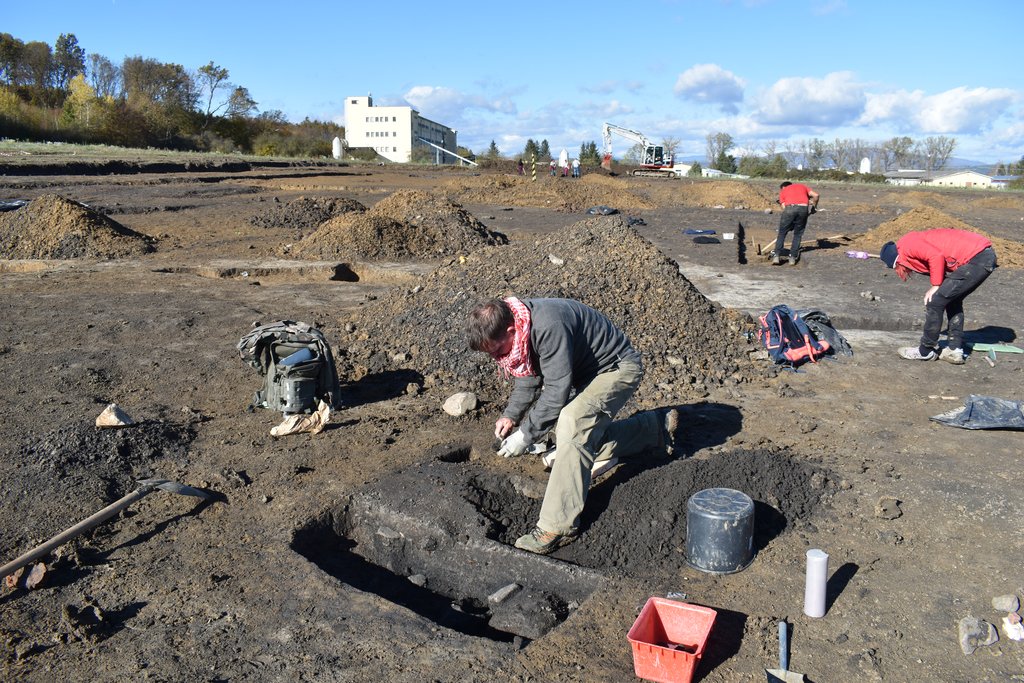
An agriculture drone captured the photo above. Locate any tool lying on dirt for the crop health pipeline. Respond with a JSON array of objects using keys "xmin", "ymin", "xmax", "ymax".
[
  {"xmin": 845, "ymin": 250, "xmax": 879, "ymax": 259},
  {"xmin": 766, "ymin": 621, "xmax": 806, "ymax": 682},
  {"xmin": 0, "ymin": 478, "xmax": 208, "ymax": 583}
]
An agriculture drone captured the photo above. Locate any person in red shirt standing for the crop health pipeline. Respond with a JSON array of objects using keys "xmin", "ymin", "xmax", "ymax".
[
  {"xmin": 879, "ymin": 228, "xmax": 997, "ymax": 363},
  {"xmin": 773, "ymin": 181, "xmax": 820, "ymax": 265}
]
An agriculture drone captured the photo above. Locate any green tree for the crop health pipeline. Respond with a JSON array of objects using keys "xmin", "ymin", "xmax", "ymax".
[
  {"xmin": 705, "ymin": 132, "xmax": 733, "ymax": 168},
  {"xmin": 60, "ymin": 73, "xmax": 97, "ymax": 129},
  {"xmin": 20, "ymin": 41, "xmax": 53, "ymax": 102},
  {"xmin": 687, "ymin": 162, "xmax": 702, "ymax": 177},
  {"xmin": 523, "ymin": 138, "xmax": 539, "ymax": 160},
  {"xmin": 0, "ymin": 33, "xmax": 24, "ymax": 85},
  {"xmin": 53, "ymin": 33, "xmax": 85, "ymax": 91},
  {"xmin": 538, "ymin": 139, "xmax": 550, "ymax": 160},
  {"xmin": 225, "ymin": 86, "xmax": 256, "ymax": 118},
  {"xmin": 713, "ymin": 150, "xmax": 737, "ymax": 173},
  {"xmin": 485, "ymin": 140, "xmax": 501, "ymax": 159},
  {"xmin": 579, "ymin": 141, "xmax": 601, "ymax": 166}
]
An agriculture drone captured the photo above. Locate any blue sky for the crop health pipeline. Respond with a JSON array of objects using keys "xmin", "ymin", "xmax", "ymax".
[{"xmin": 6, "ymin": 0, "xmax": 1023, "ymax": 164}]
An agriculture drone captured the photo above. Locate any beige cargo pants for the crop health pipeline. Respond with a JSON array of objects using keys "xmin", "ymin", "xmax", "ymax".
[{"xmin": 537, "ymin": 356, "xmax": 663, "ymax": 535}]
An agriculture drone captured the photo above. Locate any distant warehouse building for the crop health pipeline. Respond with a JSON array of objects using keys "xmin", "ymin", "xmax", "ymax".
[{"xmin": 344, "ymin": 95, "xmax": 458, "ymax": 164}]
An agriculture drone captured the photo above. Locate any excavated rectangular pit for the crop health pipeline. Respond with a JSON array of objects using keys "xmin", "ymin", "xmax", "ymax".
[{"xmin": 292, "ymin": 450, "xmax": 601, "ymax": 643}]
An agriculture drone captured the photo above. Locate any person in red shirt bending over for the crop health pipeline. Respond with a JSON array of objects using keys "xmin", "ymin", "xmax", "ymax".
[
  {"xmin": 773, "ymin": 181, "xmax": 820, "ymax": 265},
  {"xmin": 880, "ymin": 229, "xmax": 997, "ymax": 364}
]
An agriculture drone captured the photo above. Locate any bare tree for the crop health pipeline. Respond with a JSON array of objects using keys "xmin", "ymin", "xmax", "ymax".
[
  {"xmin": 803, "ymin": 138, "xmax": 827, "ymax": 171},
  {"xmin": 881, "ymin": 136, "xmax": 915, "ymax": 171},
  {"xmin": 705, "ymin": 131, "xmax": 734, "ymax": 165},
  {"xmin": 87, "ymin": 53, "xmax": 121, "ymax": 99},
  {"xmin": 660, "ymin": 136, "xmax": 682, "ymax": 160},
  {"xmin": 826, "ymin": 138, "xmax": 853, "ymax": 171},
  {"xmin": 197, "ymin": 61, "xmax": 230, "ymax": 121},
  {"xmin": 922, "ymin": 135, "xmax": 957, "ymax": 171}
]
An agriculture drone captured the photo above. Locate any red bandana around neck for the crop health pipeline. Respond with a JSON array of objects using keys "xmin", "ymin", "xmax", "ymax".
[{"xmin": 496, "ymin": 296, "xmax": 536, "ymax": 377}]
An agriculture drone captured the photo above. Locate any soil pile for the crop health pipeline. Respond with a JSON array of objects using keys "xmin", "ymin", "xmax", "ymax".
[
  {"xmin": 649, "ymin": 180, "xmax": 776, "ymax": 210},
  {"xmin": 2, "ymin": 420, "xmax": 196, "ymax": 550},
  {"xmin": 248, "ymin": 196, "xmax": 366, "ymax": 234},
  {"xmin": 446, "ymin": 174, "xmax": 654, "ymax": 213},
  {"xmin": 848, "ymin": 206, "xmax": 1024, "ymax": 267},
  {"xmin": 0, "ymin": 194, "xmax": 154, "ymax": 259},
  {"xmin": 338, "ymin": 215, "xmax": 757, "ymax": 407},
  {"xmin": 288, "ymin": 190, "xmax": 507, "ymax": 260}
]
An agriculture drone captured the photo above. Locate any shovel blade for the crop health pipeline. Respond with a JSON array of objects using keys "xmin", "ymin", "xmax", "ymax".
[
  {"xmin": 138, "ymin": 478, "xmax": 209, "ymax": 500},
  {"xmin": 766, "ymin": 668, "xmax": 806, "ymax": 683}
]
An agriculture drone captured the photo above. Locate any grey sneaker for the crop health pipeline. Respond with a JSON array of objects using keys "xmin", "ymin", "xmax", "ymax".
[
  {"xmin": 514, "ymin": 527, "xmax": 576, "ymax": 554},
  {"xmin": 771, "ymin": 254, "xmax": 782, "ymax": 265},
  {"xmin": 788, "ymin": 255, "xmax": 799, "ymax": 265},
  {"xmin": 939, "ymin": 347, "xmax": 965, "ymax": 365},
  {"xmin": 898, "ymin": 346, "xmax": 937, "ymax": 361},
  {"xmin": 662, "ymin": 408, "xmax": 680, "ymax": 455}
]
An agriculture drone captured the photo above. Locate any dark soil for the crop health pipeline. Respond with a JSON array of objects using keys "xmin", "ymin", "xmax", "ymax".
[{"xmin": 0, "ymin": 160, "xmax": 1022, "ymax": 682}]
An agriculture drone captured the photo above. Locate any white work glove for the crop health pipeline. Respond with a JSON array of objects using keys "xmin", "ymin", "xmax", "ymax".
[{"xmin": 497, "ymin": 429, "xmax": 530, "ymax": 457}]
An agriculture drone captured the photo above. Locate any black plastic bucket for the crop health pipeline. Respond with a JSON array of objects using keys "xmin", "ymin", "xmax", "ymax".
[{"xmin": 685, "ymin": 488, "xmax": 755, "ymax": 574}]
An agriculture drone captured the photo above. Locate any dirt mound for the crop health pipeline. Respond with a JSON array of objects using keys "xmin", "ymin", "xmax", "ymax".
[
  {"xmin": 0, "ymin": 194, "xmax": 154, "ymax": 259},
  {"xmin": 3, "ymin": 420, "xmax": 196, "ymax": 550},
  {"xmin": 248, "ymin": 196, "xmax": 366, "ymax": 233},
  {"xmin": 845, "ymin": 202, "xmax": 889, "ymax": 214},
  {"xmin": 338, "ymin": 215, "xmax": 757, "ymax": 407},
  {"xmin": 445, "ymin": 174, "xmax": 654, "ymax": 213},
  {"xmin": 971, "ymin": 194, "xmax": 1024, "ymax": 211},
  {"xmin": 847, "ymin": 206, "xmax": 1024, "ymax": 268},
  {"xmin": 650, "ymin": 180, "xmax": 776, "ymax": 210},
  {"xmin": 289, "ymin": 190, "xmax": 507, "ymax": 260}
]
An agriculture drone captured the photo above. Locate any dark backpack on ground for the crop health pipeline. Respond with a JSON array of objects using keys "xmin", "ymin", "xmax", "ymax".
[
  {"xmin": 757, "ymin": 304, "xmax": 831, "ymax": 366},
  {"xmin": 237, "ymin": 321, "xmax": 342, "ymax": 414}
]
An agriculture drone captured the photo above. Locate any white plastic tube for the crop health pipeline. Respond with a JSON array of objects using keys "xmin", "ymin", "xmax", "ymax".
[{"xmin": 803, "ymin": 549, "xmax": 829, "ymax": 618}]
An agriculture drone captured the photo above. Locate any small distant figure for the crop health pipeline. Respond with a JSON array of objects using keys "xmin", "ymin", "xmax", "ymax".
[
  {"xmin": 561, "ymin": 160, "xmax": 570, "ymax": 177},
  {"xmin": 549, "ymin": 159, "xmax": 557, "ymax": 176},
  {"xmin": 517, "ymin": 159, "xmax": 525, "ymax": 175},
  {"xmin": 571, "ymin": 158, "xmax": 581, "ymax": 178},
  {"xmin": 773, "ymin": 181, "xmax": 819, "ymax": 265}
]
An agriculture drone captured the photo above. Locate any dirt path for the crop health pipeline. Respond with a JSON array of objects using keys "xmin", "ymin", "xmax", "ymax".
[{"xmin": 0, "ymin": 163, "xmax": 1022, "ymax": 682}]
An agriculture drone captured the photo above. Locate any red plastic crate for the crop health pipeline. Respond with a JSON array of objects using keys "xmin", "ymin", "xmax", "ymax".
[{"xmin": 627, "ymin": 597, "xmax": 717, "ymax": 683}]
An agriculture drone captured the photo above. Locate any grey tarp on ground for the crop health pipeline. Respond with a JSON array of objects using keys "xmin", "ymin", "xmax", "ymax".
[
  {"xmin": 796, "ymin": 308, "xmax": 854, "ymax": 357},
  {"xmin": 930, "ymin": 395, "xmax": 1024, "ymax": 430}
]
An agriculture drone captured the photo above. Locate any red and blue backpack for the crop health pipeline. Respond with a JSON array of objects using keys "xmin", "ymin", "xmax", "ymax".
[{"xmin": 757, "ymin": 304, "xmax": 831, "ymax": 366}]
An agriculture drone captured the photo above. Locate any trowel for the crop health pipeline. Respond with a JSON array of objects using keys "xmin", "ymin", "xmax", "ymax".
[{"xmin": 766, "ymin": 621, "xmax": 806, "ymax": 682}]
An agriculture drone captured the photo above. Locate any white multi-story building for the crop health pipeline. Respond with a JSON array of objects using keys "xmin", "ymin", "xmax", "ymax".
[{"xmin": 343, "ymin": 95, "xmax": 457, "ymax": 164}]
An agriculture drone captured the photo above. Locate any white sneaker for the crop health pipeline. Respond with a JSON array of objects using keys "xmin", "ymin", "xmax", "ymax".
[
  {"xmin": 898, "ymin": 346, "xmax": 937, "ymax": 361},
  {"xmin": 939, "ymin": 347, "xmax": 965, "ymax": 365}
]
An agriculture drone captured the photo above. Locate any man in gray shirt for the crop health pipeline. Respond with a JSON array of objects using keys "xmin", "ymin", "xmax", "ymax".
[{"xmin": 466, "ymin": 297, "xmax": 678, "ymax": 554}]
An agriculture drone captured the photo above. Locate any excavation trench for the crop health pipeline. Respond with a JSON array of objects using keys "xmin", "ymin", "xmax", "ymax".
[{"xmin": 292, "ymin": 444, "xmax": 835, "ymax": 642}]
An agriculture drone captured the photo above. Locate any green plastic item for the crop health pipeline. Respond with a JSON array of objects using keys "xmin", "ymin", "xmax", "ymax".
[{"xmin": 969, "ymin": 343, "xmax": 1024, "ymax": 354}]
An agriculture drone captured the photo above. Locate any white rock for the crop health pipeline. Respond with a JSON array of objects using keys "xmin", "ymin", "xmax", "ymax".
[
  {"xmin": 95, "ymin": 403, "xmax": 135, "ymax": 428},
  {"xmin": 442, "ymin": 392, "xmax": 477, "ymax": 416},
  {"xmin": 488, "ymin": 583, "xmax": 522, "ymax": 605},
  {"xmin": 993, "ymin": 594, "xmax": 1020, "ymax": 612}
]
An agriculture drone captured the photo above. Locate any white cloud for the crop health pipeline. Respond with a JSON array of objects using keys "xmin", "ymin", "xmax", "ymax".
[
  {"xmin": 757, "ymin": 71, "xmax": 865, "ymax": 126},
  {"xmin": 860, "ymin": 86, "xmax": 1015, "ymax": 134},
  {"xmin": 580, "ymin": 80, "xmax": 645, "ymax": 95},
  {"xmin": 674, "ymin": 64, "xmax": 745, "ymax": 113},
  {"xmin": 402, "ymin": 85, "xmax": 516, "ymax": 124}
]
